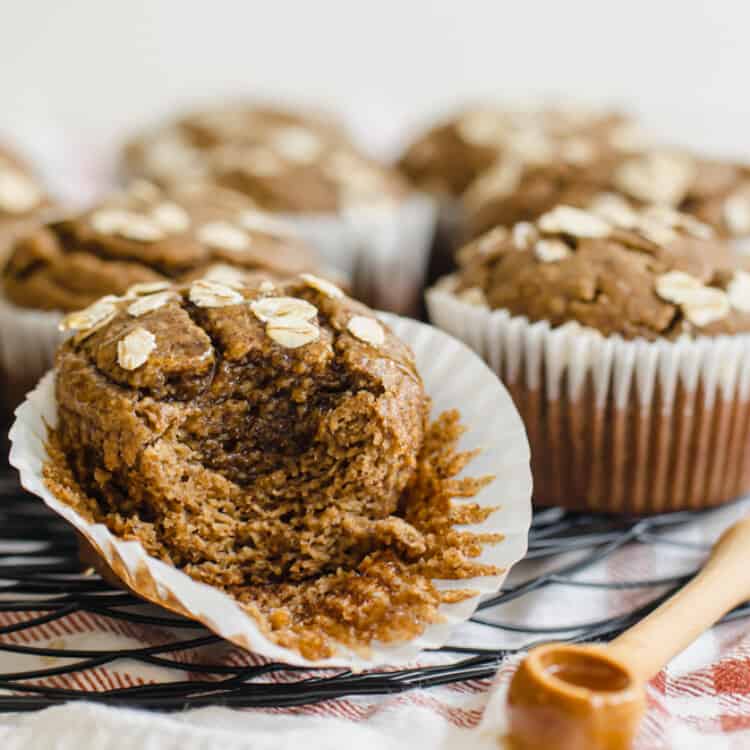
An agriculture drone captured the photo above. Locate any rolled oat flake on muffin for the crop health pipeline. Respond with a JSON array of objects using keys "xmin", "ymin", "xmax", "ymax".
[
  {"xmin": 117, "ymin": 327, "xmax": 156, "ymax": 370},
  {"xmin": 189, "ymin": 279, "xmax": 244, "ymax": 308},
  {"xmin": 348, "ymin": 315, "xmax": 385, "ymax": 346}
]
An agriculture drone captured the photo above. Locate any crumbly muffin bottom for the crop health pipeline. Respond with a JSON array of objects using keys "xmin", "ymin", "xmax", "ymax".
[{"xmin": 45, "ymin": 411, "xmax": 499, "ymax": 660}]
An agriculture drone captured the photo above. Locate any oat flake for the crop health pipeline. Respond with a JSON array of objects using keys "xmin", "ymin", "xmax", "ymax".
[
  {"xmin": 299, "ymin": 273, "xmax": 343, "ymax": 299},
  {"xmin": 117, "ymin": 327, "xmax": 157, "ymax": 370},
  {"xmin": 198, "ymin": 221, "xmax": 250, "ymax": 252},
  {"xmin": 538, "ymin": 205, "xmax": 611, "ymax": 238},
  {"xmin": 189, "ymin": 279, "xmax": 244, "ymax": 308},
  {"xmin": 348, "ymin": 316, "xmax": 385, "ymax": 347},
  {"xmin": 251, "ymin": 296, "xmax": 318, "ymax": 323}
]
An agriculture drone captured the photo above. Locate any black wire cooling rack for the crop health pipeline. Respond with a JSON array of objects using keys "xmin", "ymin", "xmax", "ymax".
[{"xmin": 0, "ymin": 471, "xmax": 747, "ymax": 714}]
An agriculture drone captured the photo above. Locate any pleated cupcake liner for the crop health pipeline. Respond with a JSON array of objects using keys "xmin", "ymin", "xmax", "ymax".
[
  {"xmin": 0, "ymin": 296, "xmax": 64, "ymax": 415},
  {"xmin": 426, "ymin": 286, "xmax": 750, "ymax": 514},
  {"xmin": 9, "ymin": 313, "xmax": 532, "ymax": 668}
]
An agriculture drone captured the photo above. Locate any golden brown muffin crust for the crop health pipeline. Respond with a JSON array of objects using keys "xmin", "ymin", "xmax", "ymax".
[
  {"xmin": 451, "ymin": 204, "xmax": 750, "ymax": 340},
  {"xmin": 3, "ymin": 181, "xmax": 318, "ymax": 312}
]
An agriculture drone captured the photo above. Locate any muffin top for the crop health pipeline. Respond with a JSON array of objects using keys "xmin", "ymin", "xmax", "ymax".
[
  {"xmin": 3, "ymin": 180, "xmax": 318, "ymax": 312},
  {"xmin": 0, "ymin": 144, "xmax": 49, "ymax": 220},
  {"xmin": 449, "ymin": 203, "xmax": 750, "ymax": 340},
  {"xmin": 398, "ymin": 104, "xmax": 642, "ymax": 200},
  {"xmin": 124, "ymin": 103, "xmax": 410, "ymax": 212},
  {"xmin": 53, "ymin": 275, "xmax": 427, "ymax": 585},
  {"xmin": 465, "ymin": 143, "xmax": 750, "ymax": 240}
]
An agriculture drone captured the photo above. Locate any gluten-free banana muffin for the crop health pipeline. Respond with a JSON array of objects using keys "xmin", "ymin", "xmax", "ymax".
[
  {"xmin": 465, "ymin": 145, "xmax": 750, "ymax": 247},
  {"xmin": 398, "ymin": 104, "xmax": 643, "ymax": 283},
  {"xmin": 399, "ymin": 105, "xmax": 638, "ymax": 200},
  {"xmin": 3, "ymin": 180, "xmax": 317, "ymax": 312},
  {"xmin": 44, "ymin": 275, "xmax": 501, "ymax": 658},
  {"xmin": 429, "ymin": 204, "xmax": 750, "ymax": 513},
  {"xmin": 122, "ymin": 103, "xmax": 434, "ymax": 317},
  {"xmin": 124, "ymin": 103, "xmax": 409, "ymax": 213}
]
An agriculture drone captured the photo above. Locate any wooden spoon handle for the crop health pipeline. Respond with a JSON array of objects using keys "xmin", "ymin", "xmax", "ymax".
[{"xmin": 607, "ymin": 516, "xmax": 750, "ymax": 681}]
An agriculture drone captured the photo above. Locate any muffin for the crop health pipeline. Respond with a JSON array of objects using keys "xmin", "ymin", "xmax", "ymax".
[
  {"xmin": 465, "ymin": 144, "xmax": 750, "ymax": 251},
  {"xmin": 0, "ymin": 180, "xmax": 318, "ymax": 410},
  {"xmin": 398, "ymin": 104, "xmax": 643, "ymax": 282},
  {"xmin": 122, "ymin": 102, "xmax": 436, "ymax": 315},
  {"xmin": 400, "ymin": 105, "xmax": 636, "ymax": 200},
  {"xmin": 0, "ymin": 144, "xmax": 52, "ymax": 260},
  {"xmin": 428, "ymin": 203, "xmax": 750, "ymax": 513},
  {"xmin": 123, "ymin": 103, "xmax": 353, "ymax": 192},
  {"xmin": 35, "ymin": 275, "xmax": 518, "ymax": 661}
]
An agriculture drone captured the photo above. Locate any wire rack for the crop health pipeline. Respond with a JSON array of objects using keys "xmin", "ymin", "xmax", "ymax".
[{"xmin": 0, "ymin": 471, "xmax": 747, "ymax": 714}]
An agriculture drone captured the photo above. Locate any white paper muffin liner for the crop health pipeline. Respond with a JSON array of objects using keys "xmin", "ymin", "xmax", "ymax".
[
  {"xmin": 281, "ymin": 194, "xmax": 436, "ymax": 316},
  {"xmin": 427, "ymin": 286, "xmax": 750, "ymax": 513},
  {"xmin": 8, "ymin": 313, "xmax": 532, "ymax": 669},
  {"xmin": 0, "ymin": 295, "xmax": 64, "ymax": 413}
]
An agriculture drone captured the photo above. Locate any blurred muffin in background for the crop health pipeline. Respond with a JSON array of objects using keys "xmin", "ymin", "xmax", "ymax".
[
  {"xmin": 399, "ymin": 104, "xmax": 639, "ymax": 200},
  {"xmin": 464, "ymin": 144, "xmax": 750, "ymax": 253},
  {"xmin": 0, "ymin": 143, "xmax": 54, "ymax": 263},
  {"xmin": 0, "ymin": 179, "xmax": 321, "ymax": 410},
  {"xmin": 123, "ymin": 103, "xmax": 408, "ymax": 212},
  {"xmin": 121, "ymin": 102, "xmax": 436, "ymax": 316},
  {"xmin": 397, "ymin": 103, "xmax": 646, "ymax": 282}
]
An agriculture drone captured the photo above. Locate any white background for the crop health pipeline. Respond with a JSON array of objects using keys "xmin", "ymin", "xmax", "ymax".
[{"xmin": 0, "ymin": 0, "xmax": 748, "ymax": 197}]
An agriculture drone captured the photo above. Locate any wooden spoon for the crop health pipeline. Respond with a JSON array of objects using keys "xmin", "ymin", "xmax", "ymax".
[{"xmin": 506, "ymin": 515, "xmax": 750, "ymax": 750}]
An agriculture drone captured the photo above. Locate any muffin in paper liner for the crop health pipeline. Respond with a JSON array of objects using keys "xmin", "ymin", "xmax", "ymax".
[
  {"xmin": 279, "ymin": 194, "xmax": 436, "ymax": 317},
  {"xmin": 427, "ymin": 287, "xmax": 750, "ymax": 514},
  {"xmin": 9, "ymin": 312, "xmax": 532, "ymax": 669}
]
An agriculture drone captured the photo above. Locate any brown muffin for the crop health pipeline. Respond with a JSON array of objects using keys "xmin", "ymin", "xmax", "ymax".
[
  {"xmin": 43, "ymin": 275, "xmax": 501, "ymax": 658},
  {"xmin": 3, "ymin": 180, "xmax": 318, "ymax": 313},
  {"xmin": 399, "ymin": 105, "xmax": 639, "ymax": 200},
  {"xmin": 454, "ymin": 204, "xmax": 750, "ymax": 340},
  {"xmin": 52, "ymin": 275, "xmax": 426, "ymax": 582},
  {"xmin": 124, "ymin": 104, "xmax": 410, "ymax": 213},
  {"xmin": 429, "ymin": 204, "xmax": 750, "ymax": 513},
  {"xmin": 465, "ymin": 144, "xmax": 750, "ymax": 244},
  {"xmin": 398, "ymin": 104, "xmax": 642, "ymax": 285}
]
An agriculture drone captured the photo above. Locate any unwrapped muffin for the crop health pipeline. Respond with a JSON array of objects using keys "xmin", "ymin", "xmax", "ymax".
[
  {"xmin": 0, "ymin": 180, "xmax": 319, "ymax": 409},
  {"xmin": 37, "ymin": 275, "xmax": 515, "ymax": 661},
  {"xmin": 122, "ymin": 102, "xmax": 436, "ymax": 314},
  {"xmin": 428, "ymin": 203, "xmax": 750, "ymax": 513}
]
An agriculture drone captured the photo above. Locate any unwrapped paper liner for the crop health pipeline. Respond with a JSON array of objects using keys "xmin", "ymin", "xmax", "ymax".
[
  {"xmin": 8, "ymin": 313, "xmax": 532, "ymax": 669},
  {"xmin": 282, "ymin": 194, "xmax": 436, "ymax": 316},
  {"xmin": 427, "ymin": 286, "xmax": 750, "ymax": 514}
]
